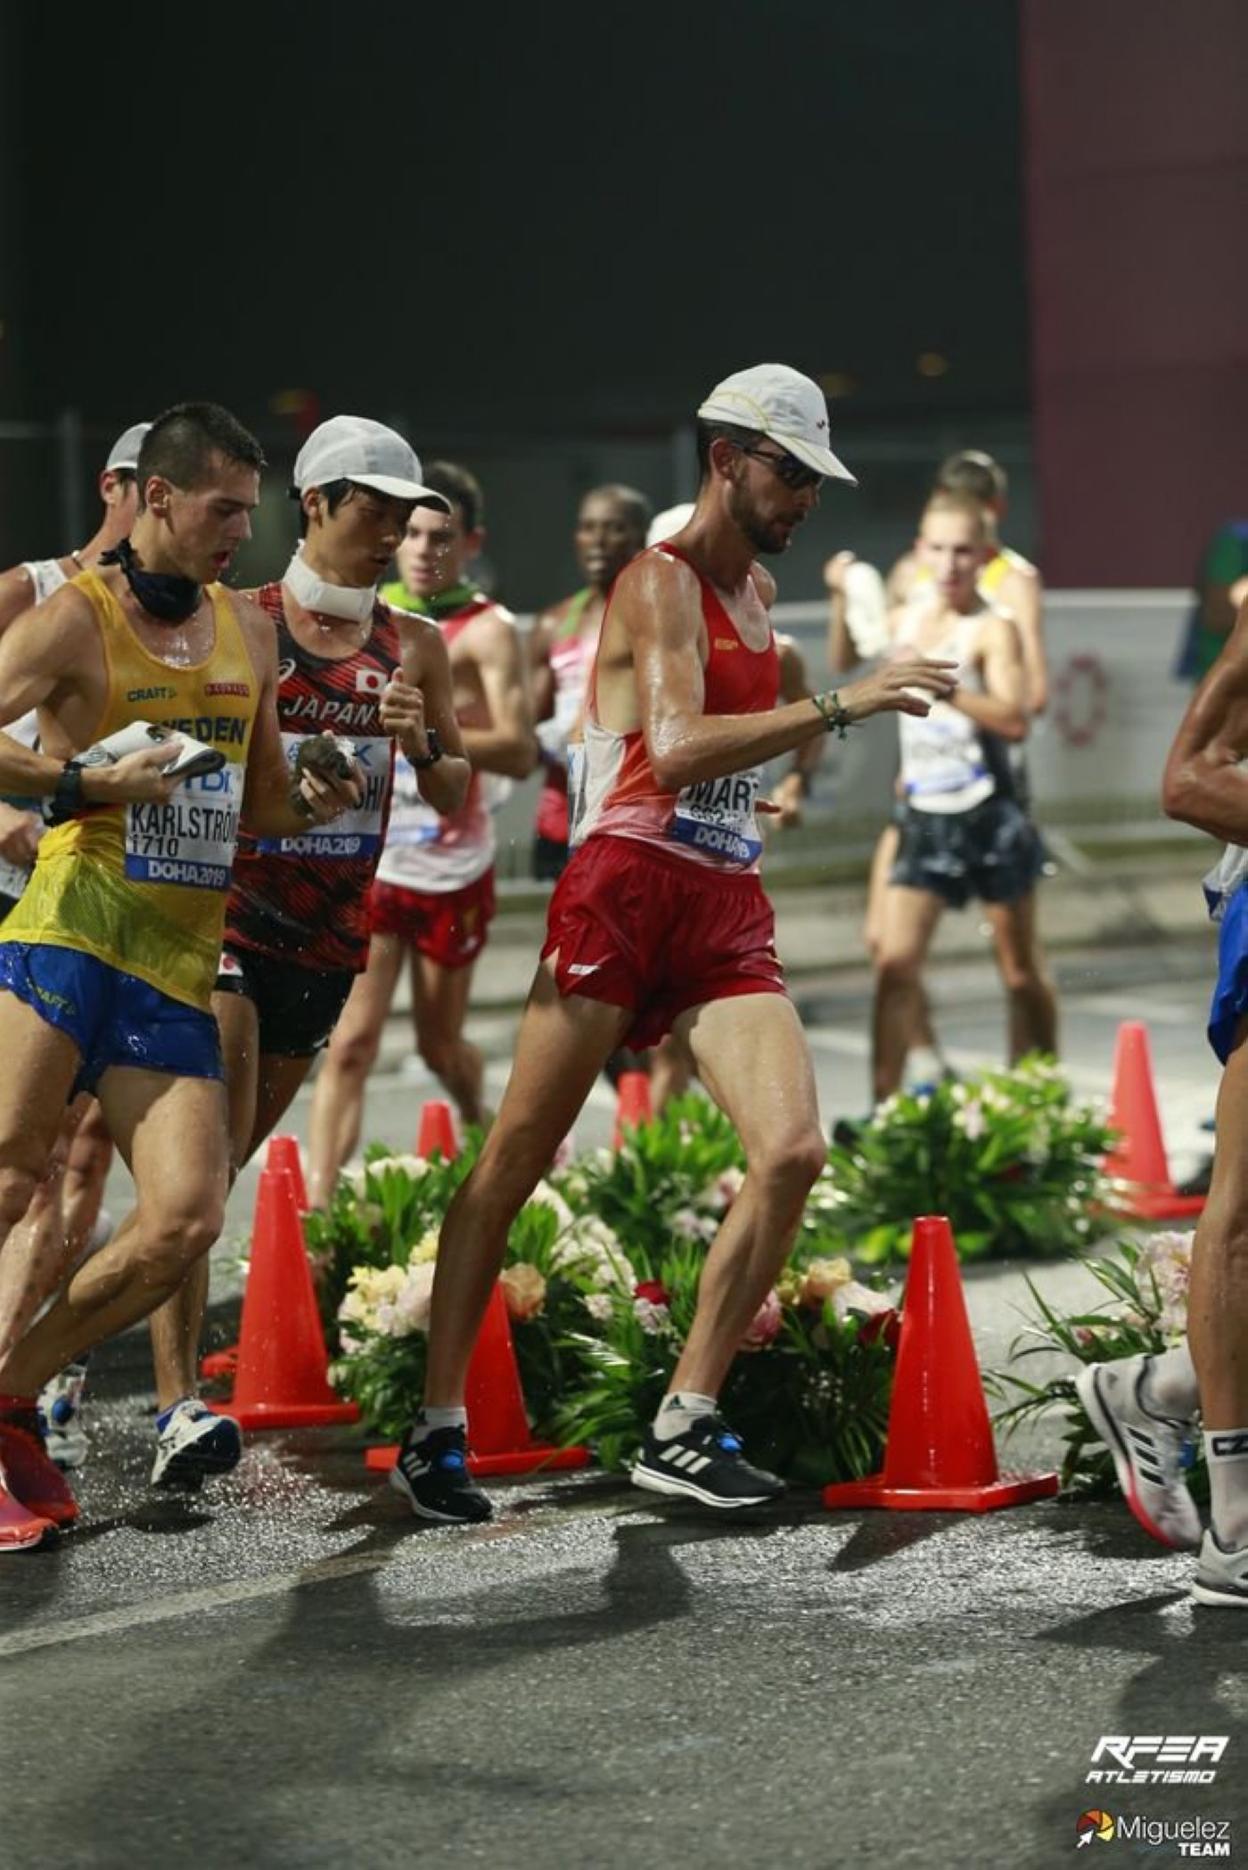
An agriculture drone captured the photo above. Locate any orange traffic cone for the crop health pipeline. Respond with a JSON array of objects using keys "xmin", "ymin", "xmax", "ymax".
[
  {"xmin": 612, "ymin": 1070, "xmax": 653, "ymax": 1149},
  {"xmin": 1104, "ymin": 1021, "xmax": 1206, "ymax": 1220},
  {"xmin": 364, "ymin": 1283, "xmax": 590, "ymax": 1479},
  {"xmin": 823, "ymin": 1215, "xmax": 1058, "ymax": 1512},
  {"xmin": 201, "ymin": 1134, "xmax": 307, "ymax": 1381},
  {"xmin": 416, "ymin": 1100, "xmax": 458, "ymax": 1160},
  {"xmin": 210, "ymin": 1162, "xmax": 359, "ymax": 1430}
]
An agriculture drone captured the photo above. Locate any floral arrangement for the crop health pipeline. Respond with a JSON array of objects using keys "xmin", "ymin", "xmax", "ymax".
[
  {"xmin": 312, "ymin": 1097, "xmax": 900, "ymax": 1484},
  {"xmin": 988, "ymin": 1229, "xmax": 1205, "ymax": 1500},
  {"xmin": 823, "ymin": 1054, "xmax": 1116, "ymax": 1263}
]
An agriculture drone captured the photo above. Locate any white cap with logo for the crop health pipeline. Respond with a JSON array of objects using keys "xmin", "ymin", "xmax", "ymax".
[
  {"xmin": 105, "ymin": 422, "xmax": 152, "ymax": 473},
  {"xmin": 697, "ymin": 364, "xmax": 856, "ymax": 485},
  {"xmin": 293, "ymin": 415, "xmax": 451, "ymax": 511}
]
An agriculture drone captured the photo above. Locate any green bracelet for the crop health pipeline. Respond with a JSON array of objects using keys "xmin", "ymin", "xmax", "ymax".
[{"xmin": 812, "ymin": 690, "xmax": 852, "ymax": 739}]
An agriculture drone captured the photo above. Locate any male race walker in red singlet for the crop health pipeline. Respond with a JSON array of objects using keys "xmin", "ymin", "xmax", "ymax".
[{"xmin": 388, "ymin": 363, "xmax": 957, "ymax": 1524}]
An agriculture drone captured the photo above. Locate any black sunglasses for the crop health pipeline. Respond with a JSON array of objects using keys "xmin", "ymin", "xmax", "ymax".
[{"xmin": 737, "ymin": 442, "xmax": 823, "ymax": 492}]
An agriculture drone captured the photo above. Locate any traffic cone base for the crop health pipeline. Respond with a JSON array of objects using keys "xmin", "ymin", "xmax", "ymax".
[
  {"xmin": 823, "ymin": 1471, "xmax": 1058, "ymax": 1513},
  {"xmin": 1105, "ymin": 1021, "xmax": 1205, "ymax": 1221},
  {"xmin": 824, "ymin": 1214, "xmax": 1057, "ymax": 1516},
  {"xmin": 364, "ymin": 1441, "xmax": 590, "ymax": 1479}
]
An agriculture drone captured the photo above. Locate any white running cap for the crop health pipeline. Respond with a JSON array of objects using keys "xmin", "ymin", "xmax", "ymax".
[
  {"xmin": 647, "ymin": 502, "xmax": 696, "ymax": 547},
  {"xmin": 105, "ymin": 422, "xmax": 152, "ymax": 473},
  {"xmin": 293, "ymin": 415, "xmax": 451, "ymax": 510},
  {"xmin": 697, "ymin": 364, "xmax": 856, "ymax": 485}
]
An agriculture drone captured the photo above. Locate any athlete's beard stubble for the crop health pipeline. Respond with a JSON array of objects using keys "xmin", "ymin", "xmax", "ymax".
[{"xmin": 725, "ymin": 480, "xmax": 791, "ymax": 557}]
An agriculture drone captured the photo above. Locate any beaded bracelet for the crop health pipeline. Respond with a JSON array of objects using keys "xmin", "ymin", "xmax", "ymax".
[{"xmin": 812, "ymin": 690, "xmax": 853, "ymax": 739}]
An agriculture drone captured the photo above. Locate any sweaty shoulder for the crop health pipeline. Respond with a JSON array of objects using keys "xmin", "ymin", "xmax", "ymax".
[
  {"xmin": 461, "ymin": 599, "xmax": 519, "ymax": 653},
  {"xmin": 225, "ymin": 590, "xmax": 280, "ymax": 672},
  {"xmin": 0, "ymin": 563, "xmax": 39, "ymax": 633},
  {"xmin": 392, "ymin": 608, "xmax": 441, "ymax": 669}
]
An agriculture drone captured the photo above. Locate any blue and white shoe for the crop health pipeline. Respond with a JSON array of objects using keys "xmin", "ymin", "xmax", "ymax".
[
  {"xmin": 389, "ymin": 1423, "xmax": 492, "ymax": 1524},
  {"xmin": 631, "ymin": 1415, "xmax": 785, "ymax": 1510},
  {"xmin": 38, "ymin": 1360, "xmax": 90, "ymax": 1471},
  {"xmin": 151, "ymin": 1398, "xmax": 243, "ymax": 1490}
]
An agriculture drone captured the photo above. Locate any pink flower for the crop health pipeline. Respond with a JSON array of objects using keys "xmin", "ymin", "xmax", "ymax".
[{"xmin": 740, "ymin": 1288, "xmax": 783, "ymax": 1352}]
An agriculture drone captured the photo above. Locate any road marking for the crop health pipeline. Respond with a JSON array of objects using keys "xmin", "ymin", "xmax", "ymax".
[{"xmin": 0, "ymin": 1551, "xmax": 389, "ymax": 1658}]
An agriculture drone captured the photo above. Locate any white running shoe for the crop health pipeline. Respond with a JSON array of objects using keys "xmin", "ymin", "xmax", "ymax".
[
  {"xmin": 37, "ymin": 1361, "xmax": 90, "ymax": 1470},
  {"xmin": 151, "ymin": 1399, "xmax": 243, "ymax": 1490},
  {"xmin": 1192, "ymin": 1530, "xmax": 1248, "ymax": 1607},
  {"xmin": 1075, "ymin": 1357, "xmax": 1202, "ymax": 1550}
]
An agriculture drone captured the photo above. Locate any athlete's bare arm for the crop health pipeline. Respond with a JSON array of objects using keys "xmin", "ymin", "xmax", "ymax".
[
  {"xmin": 460, "ymin": 606, "xmax": 538, "ymax": 779},
  {"xmin": 951, "ymin": 611, "xmax": 1027, "ymax": 743},
  {"xmin": 770, "ymin": 634, "xmax": 822, "ymax": 824},
  {"xmin": 234, "ymin": 598, "xmax": 363, "ymax": 835},
  {"xmin": 527, "ymin": 605, "xmax": 561, "ymax": 726},
  {"xmin": 999, "ymin": 560, "xmax": 1047, "ymax": 714},
  {"xmin": 1163, "ymin": 598, "xmax": 1248, "ymax": 841},
  {"xmin": 392, "ymin": 616, "xmax": 471, "ymax": 815},
  {"xmin": 0, "ymin": 584, "xmax": 178, "ymax": 803},
  {"xmin": 604, "ymin": 552, "xmax": 958, "ymax": 791}
]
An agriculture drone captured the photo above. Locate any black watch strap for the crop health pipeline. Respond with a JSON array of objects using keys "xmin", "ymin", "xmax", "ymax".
[
  {"xmin": 410, "ymin": 727, "xmax": 443, "ymax": 770},
  {"xmin": 46, "ymin": 759, "xmax": 87, "ymax": 827}
]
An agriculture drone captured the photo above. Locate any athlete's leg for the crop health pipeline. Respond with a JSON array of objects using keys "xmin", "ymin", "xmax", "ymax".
[
  {"xmin": 61, "ymin": 1100, "xmax": 114, "ymax": 1259},
  {"xmin": 0, "ymin": 1070, "xmax": 227, "ymax": 1398},
  {"xmin": 1190, "ymin": 1026, "xmax": 1248, "ymax": 1538},
  {"xmin": 0, "ymin": 1115, "xmax": 81, "ymax": 1360},
  {"xmin": 866, "ymin": 822, "xmax": 940, "ymax": 1067},
  {"xmin": 983, "ymin": 891, "xmax": 1059, "ymax": 1060},
  {"xmin": 0, "ymin": 995, "xmax": 81, "ymax": 1246},
  {"xmin": 306, "ymin": 933, "xmax": 405, "ymax": 1207},
  {"xmin": 423, "ymin": 963, "xmax": 632, "ymax": 1405},
  {"xmin": 411, "ymin": 953, "xmax": 486, "ymax": 1127},
  {"xmin": 649, "ymin": 1033, "xmax": 693, "ymax": 1110},
  {"xmin": 871, "ymin": 885, "xmax": 946, "ymax": 1101},
  {"xmin": 666, "ymin": 994, "xmax": 825, "ymax": 1398},
  {"xmin": 147, "ymin": 991, "xmax": 259, "ymax": 1410}
]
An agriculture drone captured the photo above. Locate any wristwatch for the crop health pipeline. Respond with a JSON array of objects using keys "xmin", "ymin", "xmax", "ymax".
[
  {"xmin": 410, "ymin": 727, "xmax": 443, "ymax": 770},
  {"xmin": 45, "ymin": 759, "xmax": 87, "ymax": 826}
]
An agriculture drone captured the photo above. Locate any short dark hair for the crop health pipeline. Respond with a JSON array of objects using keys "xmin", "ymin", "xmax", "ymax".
[
  {"xmin": 424, "ymin": 460, "xmax": 484, "ymax": 533},
  {"xmin": 936, "ymin": 449, "xmax": 1006, "ymax": 505},
  {"xmin": 293, "ymin": 476, "xmax": 356, "ymax": 538},
  {"xmin": 582, "ymin": 483, "xmax": 653, "ymax": 535},
  {"xmin": 137, "ymin": 402, "xmax": 265, "ymax": 509},
  {"xmin": 695, "ymin": 418, "xmax": 760, "ymax": 480}
]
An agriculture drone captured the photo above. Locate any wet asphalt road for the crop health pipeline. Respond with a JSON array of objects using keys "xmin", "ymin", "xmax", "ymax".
[{"xmin": 2, "ymin": 943, "xmax": 1244, "ymax": 1870}]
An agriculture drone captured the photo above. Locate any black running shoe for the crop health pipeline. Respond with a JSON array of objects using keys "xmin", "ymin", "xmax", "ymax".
[
  {"xmin": 389, "ymin": 1423, "xmax": 493, "ymax": 1525},
  {"xmin": 631, "ymin": 1415, "xmax": 785, "ymax": 1510}
]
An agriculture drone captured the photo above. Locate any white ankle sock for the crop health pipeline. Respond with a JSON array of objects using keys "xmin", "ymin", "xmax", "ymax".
[
  {"xmin": 1140, "ymin": 1345, "xmax": 1199, "ymax": 1419},
  {"xmin": 654, "ymin": 1391, "xmax": 717, "ymax": 1440},
  {"xmin": 420, "ymin": 1405, "xmax": 467, "ymax": 1434},
  {"xmin": 1204, "ymin": 1426, "xmax": 1248, "ymax": 1549}
]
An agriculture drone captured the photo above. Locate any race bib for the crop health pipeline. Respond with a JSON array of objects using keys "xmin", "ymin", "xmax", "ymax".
[
  {"xmin": 669, "ymin": 767, "xmax": 763, "ymax": 866},
  {"xmin": 385, "ymin": 749, "xmax": 441, "ymax": 846},
  {"xmin": 901, "ymin": 705, "xmax": 993, "ymax": 809},
  {"xmin": 125, "ymin": 761, "xmax": 242, "ymax": 891},
  {"xmin": 258, "ymin": 733, "xmax": 389, "ymax": 859}
]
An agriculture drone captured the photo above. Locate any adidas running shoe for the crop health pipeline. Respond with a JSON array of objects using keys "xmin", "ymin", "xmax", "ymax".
[
  {"xmin": 1075, "ymin": 1357, "xmax": 1201, "ymax": 1550},
  {"xmin": 1192, "ymin": 1529, "xmax": 1248, "ymax": 1607},
  {"xmin": 151, "ymin": 1399, "xmax": 243, "ymax": 1490},
  {"xmin": 631, "ymin": 1415, "xmax": 785, "ymax": 1510},
  {"xmin": 389, "ymin": 1422, "xmax": 492, "ymax": 1525}
]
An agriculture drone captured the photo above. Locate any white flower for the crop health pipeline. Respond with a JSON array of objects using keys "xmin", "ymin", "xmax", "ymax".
[
  {"xmin": 633, "ymin": 1298, "xmax": 671, "ymax": 1335},
  {"xmin": 527, "ymin": 1180, "xmax": 576, "ymax": 1230},
  {"xmin": 871, "ymin": 1096, "xmax": 901, "ymax": 1127},
  {"xmin": 954, "ymin": 1098, "xmax": 985, "ymax": 1141},
  {"xmin": 406, "ymin": 1228, "xmax": 440, "ymax": 1266},
  {"xmin": 672, "ymin": 1205, "xmax": 717, "ymax": 1243},
  {"xmin": 831, "ymin": 1280, "xmax": 897, "ymax": 1322},
  {"xmin": 337, "ymin": 1262, "xmax": 407, "ymax": 1337},
  {"xmin": 371, "ymin": 1152, "xmax": 433, "ymax": 1181},
  {"xmin": 584, "ymin": 1292, "xmax": 615, "ymax": 1324}
]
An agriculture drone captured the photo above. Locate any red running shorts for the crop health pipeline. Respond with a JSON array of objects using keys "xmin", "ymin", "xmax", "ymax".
[
  {"xmin": 541, "ymin": 835, "xmax": 786, "ymax": 1048},
  {"xmin": 369, "ymin": 869, "xmax": 496, "ymax": 970}
]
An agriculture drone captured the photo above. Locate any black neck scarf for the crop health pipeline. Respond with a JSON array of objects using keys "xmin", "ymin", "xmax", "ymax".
[{"xmin": 100, "ymin": 537, "xmax": 202, "ymax": 624}]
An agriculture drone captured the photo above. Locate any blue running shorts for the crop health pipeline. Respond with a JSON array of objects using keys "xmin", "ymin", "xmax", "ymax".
[
  {"xmin": 0, "ymin": 941, "xmax": 223, "ymax": 1095},
  {"xmin": 1208, "ymin": 882, "xmax": 1248, "ymax": 1064}
]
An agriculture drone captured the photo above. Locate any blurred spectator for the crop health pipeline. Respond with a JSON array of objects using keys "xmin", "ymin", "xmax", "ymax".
[{"xmin": 1175, "ymin": 519, "xmax": 1248, "ymax": 683}]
